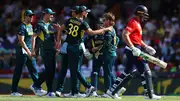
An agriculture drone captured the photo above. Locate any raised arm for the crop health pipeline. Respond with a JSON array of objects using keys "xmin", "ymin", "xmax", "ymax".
[{"xmin": 86, "ymin": 26, "xmax": 112, "ymax": 35}]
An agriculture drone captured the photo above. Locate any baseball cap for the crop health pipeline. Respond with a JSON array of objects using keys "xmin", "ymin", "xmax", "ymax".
[
  {"xmin": 71, "ymin": 6, "xmax": 79, "ymax": 11},
  {"xmin": 78, "ymin": 6, "xmax": 91, "ymax": 13},
  {"xmin": 43, "ymin": 8, "xmax": 55, "ymax": 14},
  {"xmin": 24, "ymin": 10, "xmax": 35, "ymax": 16}
]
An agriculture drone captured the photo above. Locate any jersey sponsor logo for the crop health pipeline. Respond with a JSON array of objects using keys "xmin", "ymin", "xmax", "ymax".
[
  {"xmin": 69, "ymin": 19, "xmax": 81, "ymax": 25},
  {"xmin": 95, "ymin": 40, "xmax": 103, "ymax": 44}
]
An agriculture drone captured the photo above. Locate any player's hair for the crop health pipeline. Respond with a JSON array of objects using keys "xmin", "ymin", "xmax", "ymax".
[{"xmin": 103, "ymin": 12, "xmax": 115, "ymax": 26}]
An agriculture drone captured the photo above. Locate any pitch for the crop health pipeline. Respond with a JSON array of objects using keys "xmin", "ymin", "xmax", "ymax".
[{"xmin": 0, "ymin": 95, "xmax": 179, "ymax": 101}]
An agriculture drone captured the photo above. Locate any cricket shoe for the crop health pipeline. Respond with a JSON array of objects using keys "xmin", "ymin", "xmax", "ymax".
[
  {"xmin": 55, "ymin": 91, "xmax": 63, "ymax": 97},
  {"xmin": 101, "ymin": 93, "xmax": 111, "ymax": 98},
  {"xmin": 64, "ymin": 92, "xmax": 86, "ymax": 98},
  {"xmin": 145, "ymin": 94, "xmax": 161, "ymax": 100},
  {"xmin": 30, "ymin": 85, "xmax": 47, "ymax": 96},
  {"xmin": 91, "ymin": 91, "xmax": 99, "ymax": 97},
  {"xmin": 72, "ymin": 93, "xmax": 86, "ymax": 98},
  {"xmin": 64, "ymin": 92, "xmax": 72, "ymax": 97},
  {"xmin": 106, "ymin": 90, "xmax": 121, "ymax": 99},
  {"xmin": 86, "ymin": 86, "xmax": 96, "ymax": 97},
  {"xmin": 117, "ymin": 87, "xmax": 126, "ymax": 96},
  {"xmin": 46, "ymin": 92, "xmax": 56, "ymax": 97},
  {"xmin": 10, "ymin": 92, "xmax": 23, "ymax": 97}
]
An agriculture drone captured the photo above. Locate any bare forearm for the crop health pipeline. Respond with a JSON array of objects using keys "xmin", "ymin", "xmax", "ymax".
[
  {"xmin": 88, "ymin": 29, "xmax": 104, "ymax": 35},
  {"xmin": 122, "ymin": 30, "xmax": 133, "ymax": 47},
  {"xmin": 31, "ymin": 36, "xmax": 36, "ymax": 52},
  {"xmin": 20, "ymin": 41, "xmax": 31, "ymax": 54},
  {"xmin": 141, "ymin": 40, "xmax": 147, "ymax": 48},
  {"xmin": 56, "ymin": 30, "xmax": 61, "ymax": 45}
]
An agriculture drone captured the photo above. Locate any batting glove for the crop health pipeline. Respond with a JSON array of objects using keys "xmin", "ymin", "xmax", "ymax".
[
  {"xmin": 84, "ymin": 49, "xmax": 93, "ymax": 60},
  {"xmin": 130, "ymin": 46, "xmax": 141, "ymax": 57},
  {"xmin": 145, "ymin": 45, "xmax": 156, "ymax": 55}
]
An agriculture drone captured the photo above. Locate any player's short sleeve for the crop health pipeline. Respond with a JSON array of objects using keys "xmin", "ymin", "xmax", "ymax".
[
  {"xmin": 34, "ymin": 23, "xmax": 43, "ymax": 35},
  {"xmin": 82, "ymin": 21, "xmax": 90, "ymax": 31},
  {"xmin": 125, "ymin": 20, "xmax": 135, "ymax": 33},
  {"xmin": 18, "ymin": 24, "xmax": 26, "ymax": 36}
]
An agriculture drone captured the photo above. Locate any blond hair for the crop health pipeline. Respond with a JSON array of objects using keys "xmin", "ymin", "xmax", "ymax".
[{"xmin": 103, "ymin": 12, "xmax": 115, "ymax": 26}]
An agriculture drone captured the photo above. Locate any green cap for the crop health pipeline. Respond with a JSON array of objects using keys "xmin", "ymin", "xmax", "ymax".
[
  {"xmin": 71, "ymin": 6, "xmax": 79, "ymax": 11},
  {"xmin": 24, "ymin": 10, "xmax": 35, "ymax": 16},
  {"xmin": 78, "ymin": 6, "xmax": 91, "ymax": 13},
  {"xmin": 43, "ymin": 8, "xmax": 55, "ymax": 14}
]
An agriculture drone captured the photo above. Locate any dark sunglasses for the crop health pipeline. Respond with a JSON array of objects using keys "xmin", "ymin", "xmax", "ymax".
[{"xmin": 26, "ymin": 15, "xmax": 33, "ymax": 17}]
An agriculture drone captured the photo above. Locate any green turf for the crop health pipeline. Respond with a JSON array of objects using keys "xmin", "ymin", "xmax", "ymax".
[{"xmin": 0, "ymin": 95, "xmax": 179, "ymax": 101}]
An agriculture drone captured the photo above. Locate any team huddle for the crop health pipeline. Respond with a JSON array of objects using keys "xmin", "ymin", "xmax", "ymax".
[{"xmin": 11, "ymin": 5, "xmax": 162, "ymax": 100}]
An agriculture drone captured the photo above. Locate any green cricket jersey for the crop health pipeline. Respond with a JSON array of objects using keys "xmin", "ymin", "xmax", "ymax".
[
  {"xmin": 103, "ymin": 28, "xmax": 119, "ymax": 56},
  {"xmin": 65, "ymin": 17, "xmax": 90, "ymax": 44},
  {"xmin": 91, "ymin": 35, "xmax": 104, "ymax": 48},
  {"xmin": 34, "ymin": 20, "xmax": 57, "ymax": 50},
  {"xmin": 17, "ymin": 22, "xmax": 34, "ymax": 50}
]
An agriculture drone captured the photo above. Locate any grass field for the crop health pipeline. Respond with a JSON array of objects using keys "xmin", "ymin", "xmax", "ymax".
[{"xmin": 0, "ymin": 95, "xmax": 179, "ymax": 101}]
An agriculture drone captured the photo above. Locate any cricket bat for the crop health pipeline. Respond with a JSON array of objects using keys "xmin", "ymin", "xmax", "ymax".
[
  {"xmin": 126, "ymin": 46, "xmax": 167, "ymax": 69},
  {"xmin": 80, "ymin": 42, "xmax": 86, "ymax": 53},
  {"xmin": 80, "ymin": 42, "xmax": 93, "ymax": 60}
]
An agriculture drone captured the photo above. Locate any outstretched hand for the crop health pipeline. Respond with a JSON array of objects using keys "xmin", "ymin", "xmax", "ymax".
[
  {"xmin": 53, "ymin": 23, "xmax": 61, "ymax": 30},
  {"xmin": 106, "ymin": 26, "xmax": 113, "ymax": 31}
]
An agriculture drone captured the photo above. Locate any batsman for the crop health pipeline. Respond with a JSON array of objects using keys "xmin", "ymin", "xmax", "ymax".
[{"xmin": 106, "ymin": 5, "xmax": 161, "ymax": 100}]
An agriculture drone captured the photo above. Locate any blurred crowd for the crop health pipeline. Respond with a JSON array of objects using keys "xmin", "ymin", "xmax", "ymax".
[{"xmin": 0, "ymin": 0, "xmax": 179, "ymax": 77}]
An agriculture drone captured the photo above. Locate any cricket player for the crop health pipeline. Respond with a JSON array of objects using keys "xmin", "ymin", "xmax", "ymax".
[
  {"xmin": 89, "ymin": 32, "xmax": 104, "ymax": 97},
  {"xmin": 57, "ymin": 5, "xmax": 112, "ymax": 97},
  {"xmin": 100, "ymin": 13, "xmax": 119, "ymax": 97},
  {"xmin": 106, "ymin": 5, "xmax": 161, "ymax": 100},
  {"xmin": 56, "ymin": 6, "xmax": 92, "ymax": 98},
  {"xmin": 11, "ymin": 10, "xmax": 46, "ymax": 97},
  {"xmin": 87, "ymin": 17, "xmax": 126, "ymax": 97},
  {"xmin": 31, "ymin": 8, "xmax": 60, "ymax": 97}
]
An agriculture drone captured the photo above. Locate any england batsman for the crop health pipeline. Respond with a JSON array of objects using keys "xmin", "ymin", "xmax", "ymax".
[{"xmin": 106, "ymin": 5, "xmax": 161, "ymax": 100}]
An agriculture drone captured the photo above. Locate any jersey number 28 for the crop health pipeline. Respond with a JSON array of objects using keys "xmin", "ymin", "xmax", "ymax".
[{"xmin": 68, "ymin": 23, "xmax": 79, "ymax": 37}]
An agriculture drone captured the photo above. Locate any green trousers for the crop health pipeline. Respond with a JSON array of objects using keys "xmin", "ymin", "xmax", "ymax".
[
  {"xmin": 11, "ymin": 47, "xmax": 40, "ymax": 92},
  {"xmin": 91, "ymin": 56, "xmax": 103, "ymax": 91},
  {"xmin": 102, "ymin": 54, "xmax": 116, "ymax": 92},
  {"xmin": 66, "ymin": 44, "xmax": 91, "ymax": 95},
  {"xmin": 40, "ymin": 49, "xmax": 56, "ymax": 93}
]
